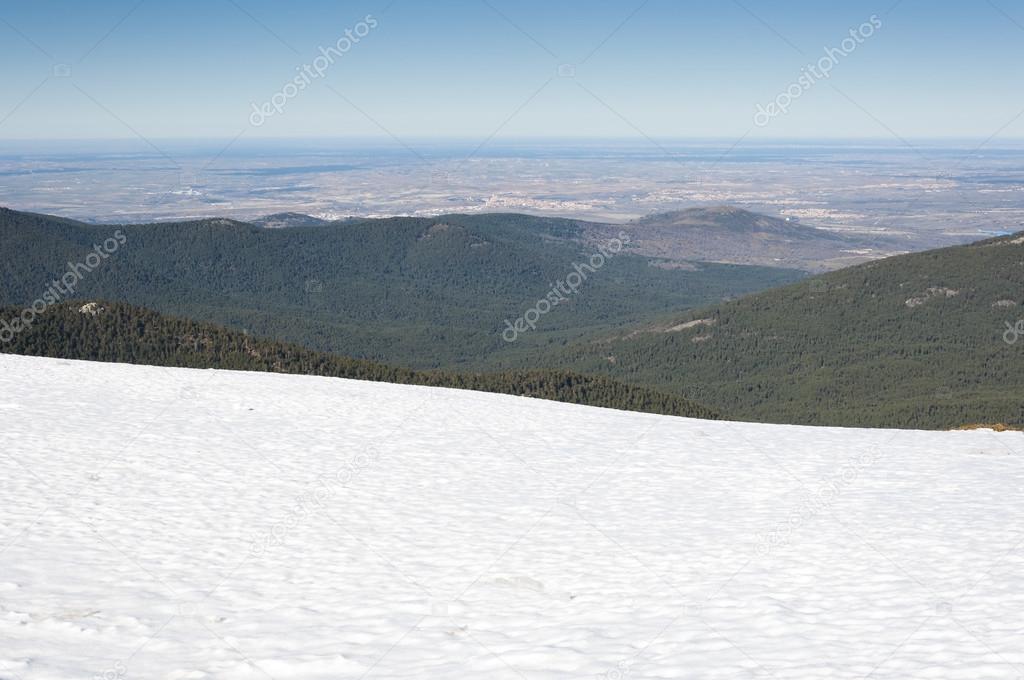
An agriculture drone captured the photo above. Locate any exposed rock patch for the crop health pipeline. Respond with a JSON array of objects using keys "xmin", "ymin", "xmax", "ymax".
[{"xmin": 905, "ymin": 287, "xmax": 960, "ymax": 308}]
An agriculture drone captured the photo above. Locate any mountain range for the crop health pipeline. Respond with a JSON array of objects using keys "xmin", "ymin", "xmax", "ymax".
[
  {"xmin": 245, "ymin": 205, "xmax": 906, "ymax": 272},
  {"xmin": 0, "ymin": 206, "xmax": 803, "ymax": 368},
  {"xmin": 3, "ymin": 204, "xmax": 1022, "ymax": 429},
  {"xmin": 0, "ymin": 300, "xmax": 716, "ymax": 419},
  {"xmin": 584, "ymin": 206, "xmax": 906, "ymax": 272},
  {"xmin": 534, "ymin": 232, "xmax": 1024, "ymax": 428}
]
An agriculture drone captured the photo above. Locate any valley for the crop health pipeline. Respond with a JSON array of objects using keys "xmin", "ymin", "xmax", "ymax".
[
  {"xmin": 3, "ymin": 204, "xmax": 1023, "ymax": 430},
  {"xmin": 0, "ymin": 206, "xmax": 805, "ymax": 368}
]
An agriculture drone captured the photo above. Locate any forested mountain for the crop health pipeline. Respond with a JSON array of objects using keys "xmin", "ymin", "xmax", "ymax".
[
  {"xmin": 582, "ymin": 206, "xmax": 906, "ymax": 272},
  {"xmin": 10, "ymin": 205, "xmax": 1021, "ymax": 429},
  {"xmin": 0, "ymin": 301, "xmax": 718, "ymax": 419},
  {"xmin": 538, "ymin": 232, "xmax": 1024, "ymax": 429},
  {"xmin": 251, "ymin": 212, "xmax": 331, "ymax": 228},
  {"xmin": 0, "ymin": 206, "xmax": 803, "ymax": 368}
]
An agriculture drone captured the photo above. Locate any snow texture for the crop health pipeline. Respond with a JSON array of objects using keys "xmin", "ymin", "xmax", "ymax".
[{"xmin": 1, "ymin": 354, "xmax": 1022, "ymax": 679}]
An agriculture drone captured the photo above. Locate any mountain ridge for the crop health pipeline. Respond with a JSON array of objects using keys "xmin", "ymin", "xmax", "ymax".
[
  {"xmin": 537, "ymin": 229, "xmax": 1024, "ymax": 429},
  {"xmin": 583, "ymin": 205, "xmax": 903, "ymax": 272},
  {"xmin": 0, "ymin": 300, "xmax": 718, "ymax": 419},
  {"xmin": 0, "ymin": 205, "xmax": 804, "ymax": 368}
]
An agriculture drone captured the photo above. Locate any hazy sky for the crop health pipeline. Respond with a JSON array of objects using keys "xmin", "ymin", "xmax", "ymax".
[{"xmin": 1, "ymin": 0, "xmax": 1023, "ymax": 142}]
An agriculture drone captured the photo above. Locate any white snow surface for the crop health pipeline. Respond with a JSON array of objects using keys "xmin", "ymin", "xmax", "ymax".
[{"xmin": 1, "ymin": 354, "xmax": 1023, "ymax": 679}]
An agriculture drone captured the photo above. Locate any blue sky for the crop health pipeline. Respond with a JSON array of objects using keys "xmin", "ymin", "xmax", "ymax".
[{"xmin": 1, "ymin": 0, "xmax": 1023, "ymax": 141}]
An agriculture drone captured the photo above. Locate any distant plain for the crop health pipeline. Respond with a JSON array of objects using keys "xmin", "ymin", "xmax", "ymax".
[{"xmin": 4, "ymin": 139, "xmax": 1024, "ymax": 251}]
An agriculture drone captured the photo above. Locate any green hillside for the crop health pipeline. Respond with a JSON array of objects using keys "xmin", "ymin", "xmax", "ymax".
[
  {"xmin": 0, "ymin": 207, "xmax": 804, "ymax": 369},
  {"xmin": 541, "ymin": 232, "xmax": 1024, "ymax": 429},
  {"xmin": 0, "ymin": 301, "xmax": 718, "ymax": 419},
  {"xmin": 11, "ymin": 206, "xmax": 1021, "ymax": 429}
]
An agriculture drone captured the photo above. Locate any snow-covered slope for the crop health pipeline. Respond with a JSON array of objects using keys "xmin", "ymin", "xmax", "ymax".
[{"xmin": 1, "ymin": 354, "xmax": 1022, "ymax": 679}]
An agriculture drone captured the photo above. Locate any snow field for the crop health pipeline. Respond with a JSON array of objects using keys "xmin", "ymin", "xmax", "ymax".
[{"xmin": 1, "ymin": 354, "xmax": 1022, "ymax": 679}]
